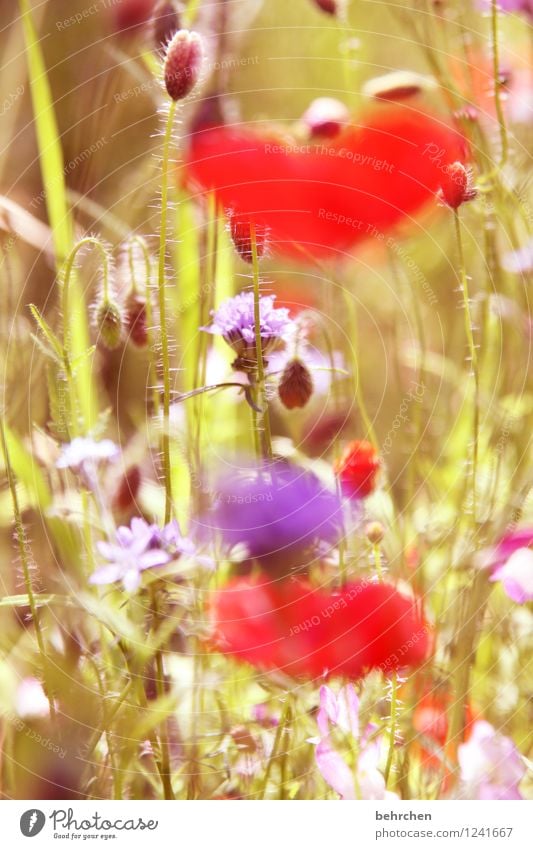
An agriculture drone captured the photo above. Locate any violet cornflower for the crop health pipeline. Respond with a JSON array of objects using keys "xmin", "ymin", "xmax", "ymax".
[
  {"xmin": 197, "ymin": 460, "xmax": 342, "ymax": 573},
  {"xmin": 458, "ymin": 721, "xmax": 526, "ymax": 800},
  {"xmin": 202, "ymin": 292, "xmax": 294, "ymax": 372}
]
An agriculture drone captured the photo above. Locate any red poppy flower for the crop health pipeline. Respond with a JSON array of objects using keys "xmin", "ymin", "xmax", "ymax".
[
  {"xmin": 184, "ymin": 105, "xmax": 467, "ymax": 259},
  {"xmin": 335, "ymin": 439, "xmax": 380, "ymax": 499},
  {"xmin": 208, "ymin": 576, "xmax": 431, "ymax": 680}
]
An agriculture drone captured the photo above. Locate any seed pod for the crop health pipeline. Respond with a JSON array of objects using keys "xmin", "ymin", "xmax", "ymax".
[
  {"xmin": 153, "ymin": 1, "xmax": 181, "ymax": 49},
  {"xmin": 438, "ymin": 161, "xmax": 477, "ymax": 210},
  {"xmin": 278, "ymin": 358, "xmax": 313, "ymax": 409},
  {"xmin": 95, "ymin": 298, "xmax": 123, "ymax": 350},
  {"xmin": 125, "ymin": 292, "xmax": 149, "ymax": 348},
  {"xmin": 164, "ymin": 29, "xmax": 204, "ymax": 101},
  {"xmin": 228, "ymin": 214, "xmax": 268, "ymax": 263}
]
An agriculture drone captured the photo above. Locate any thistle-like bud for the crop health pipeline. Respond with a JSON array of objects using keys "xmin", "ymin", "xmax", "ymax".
[
  {"xmin": 228, "ymin": 214, "xmax": 268, "ymax": 264},
  {"xmin": 278, "ymin": 358, "xmax": 313, "ymax": 409},
  {"xmin": 125, "ymin": 292, "xmax": 149, "ymax": 348},
  {"xmin": 164, "ymin": 29, "xmax": 204, "ymax": 101},
  {"xmin": 153, "ymin": 1, "xmax": 181, "ymax": 50},
  {"xmin": 95, "ymin": 297, "xmax": 123, "ymax": 350},
  {"xmin": 438, "ymin": 162, "xmax": 477, "ymax": 210}
]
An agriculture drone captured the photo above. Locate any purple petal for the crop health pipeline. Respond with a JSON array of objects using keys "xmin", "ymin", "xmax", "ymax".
[{"xmin": 315, "ymin": 739, "xmax": 356, "ymax": 799}]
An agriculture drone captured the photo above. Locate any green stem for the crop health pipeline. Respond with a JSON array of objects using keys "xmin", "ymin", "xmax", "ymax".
[
  {"xmin": 150, "ymin": 585, "xmax": 175, "ymax": 799},
  {"xmin": 454, "ymin": 210, "xmax": 479, "ymax": 525},
  {"xmin": 250, "ymin": 223, "xmax": 272, "ymax": 459},
  {"xmin": 491, "ymin": 0, "xmax": 509, "ymax": 168},
  {"xmin": 384, "ymin": 672, "xmax": 398, "ymax": 786},
  {"xmin": 158, "ymin": 101, "xmax": 177, "ymax": 523}
]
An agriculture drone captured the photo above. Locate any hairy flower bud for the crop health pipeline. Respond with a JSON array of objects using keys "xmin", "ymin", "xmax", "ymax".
[
  {"xmin": 95, "ymin": 298, "xmax": 123, "ymax": 350},
  {"xmin": 228, "ymin": 214, "xmax": 268, "ymax": 264},
  {"xmin": 438, "ymin": 161, "xmax": 477, "ymax": 210},
  {"xmin": 125, "ymin": 292, "xmax": 149, "ymax": 348},
  {"xmin": 164, "ymin": 29, "xmax": 204, "ymax": 101},
  {"xmin": 153, "ymin": 1, "xmax": 181, "ymax": 49},
  {"xmin": 278, "ymin": 358, "xmax": 314, "ymax": 409}
]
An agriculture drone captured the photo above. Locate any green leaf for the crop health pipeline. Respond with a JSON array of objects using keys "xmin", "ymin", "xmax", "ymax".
[
  {"xmin": 29, "ymin": 304, "xmax": 64, "ymax": 362},
  {"xmin": 18, "ymin": 0, "xmax": 73, "ymax": 262},
  {"xmin": 1, "ymin": 422, "xmax": 51, "ymax": 510}
]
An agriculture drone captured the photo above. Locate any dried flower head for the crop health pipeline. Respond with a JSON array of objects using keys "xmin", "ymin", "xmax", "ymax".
[
  {"xmin": 278, "ymin": 358, "xmax": 314, "ymax": 409},
  {"xmin": 164, "ymin": 29, "xmax": 204, "ymax": 101},
  {"xmin": 438, "ymin": 161, "xmax": 477, "ymax": 210},
  {"xmin": 202, "ymin": 292, "xmax": 294, "ymax": 372}
]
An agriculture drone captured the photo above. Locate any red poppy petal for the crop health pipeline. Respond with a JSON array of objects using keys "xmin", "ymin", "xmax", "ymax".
[
  {"xmin": 184, "ymin": 105, "xmax": 467, "ymax": 259},
  {"xmin": 208, "ymin": 576, "xmax": 431, "ymax": 679}
]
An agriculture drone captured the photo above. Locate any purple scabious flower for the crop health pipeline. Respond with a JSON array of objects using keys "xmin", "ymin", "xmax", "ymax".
[
  {"xmin": 202, "ymin": 292, "xmax": 294, "ymax": 371},
  {"xmin": 91, "ymin": 516, "xmax": 196, "ymax": 592},
  {"xmin": 197, "ymin": 460, "xmax": 343, "ymax": 572},
  {"xmin": 458, "ymin": 721, "xmax": 526, "ymax": 800}
]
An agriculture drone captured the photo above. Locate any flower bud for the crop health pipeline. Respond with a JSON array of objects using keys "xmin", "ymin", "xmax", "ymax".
[
  {"xmin": 113, "ymin": 465, "xmax": 142, "ymax": 513},
  {"xmin": 365, "ymin": 521, "xmax": 385, "ymax": 545},
  {"xmin": 125, "ymin": 292, "xmax": 149, "ymax": 348},
  {"xmin": 95, "ymin": 298, "xmax": 123, "ymax": 350},
  {"xmin": 362, "ymin": 70, "xmax": 436, "ymax": 102},
  {"xmin": 230, "ymin": 725, "xmax": 257, "ymax": 753},
  {"xmin": 335, "ymin": 439, "xmax": 380, "ymax": 500},
  {"xmin": 228, "ymin": 214, "xmax": 268, "ymax": 264},
  {"xmin": 438, "ymin": 162, "xmax": 477, "ymax": 210},
  {"xmin": 312, "ymin": 0, "xmax": 338, "ymax": 14},
  {"xmin": 301, "ymin": 97, "xmax": 349, "ymax": 139},
  {"xmin": 278, "ymin": 358, "xmax": 313, "ymax": 409},
  {"xmin": 164, "ymin": 29, "xmax": 204, "ymax": 101},
  {"xmin": 153, "ymin": 1, "xmax": 181, "ymax": 50}
]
